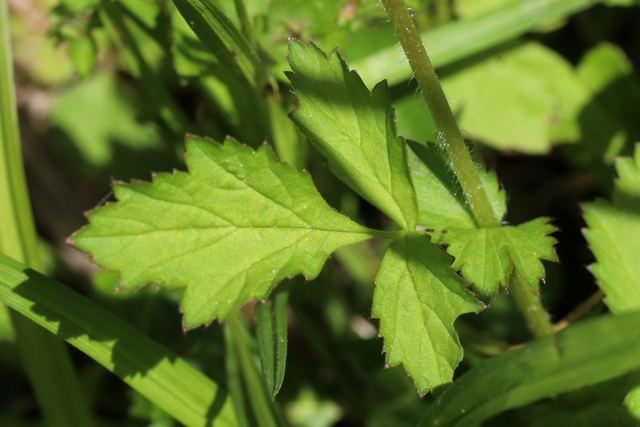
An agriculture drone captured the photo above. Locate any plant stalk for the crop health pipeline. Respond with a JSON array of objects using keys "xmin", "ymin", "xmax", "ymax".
[
  {"xmin": 508, "ymin": 272, "xmax": 554, "ymax": 338},
  {"xmin": 383, "ymin": 0, "xmax": 498, "ymax": 228},
  {"xmin": 0, "ymin": 2, "xmax": 94, "ymax": 425}
]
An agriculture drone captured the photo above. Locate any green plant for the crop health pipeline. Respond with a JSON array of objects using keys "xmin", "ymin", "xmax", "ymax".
[{"xmin": 2, "ymin": 0, "xmax": 640, "ymax": 426}]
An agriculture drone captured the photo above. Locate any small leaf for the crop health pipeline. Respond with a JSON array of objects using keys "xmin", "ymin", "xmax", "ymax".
[
  {"xmin": 287, "ymin": 40, "xmax": 418, "ymax": 231},
  {"xmin": 372, "ymin": 233, "xmax": 484, "ymax": 394},
  {"xmin": 255, "ymin": 280, "xmax": 292, "ymax": 399},
  {"xmin": 583, "ymin": 144, "xmax": 640, "ymax": 314},
  {"xmin": 420, "ymin": 311, "xmax": 640, "ymax": 427},
  {"xmin": 408, "ymin": 140, "xmax": 505, "ymax": 232},
  {"xmin": 68, "ymin": 35, "xmax": 97, "ymax": 78},
  {"xmin": 72, "ymin": 136, "xmax": 379, "ymax": 328},
  {"xmin": 443, "ymin": 218, "xmax": 557, "ymax": 298},
  {"xmin": 225, "ymin": 314, "xmax": 286, "ymax": 427}
]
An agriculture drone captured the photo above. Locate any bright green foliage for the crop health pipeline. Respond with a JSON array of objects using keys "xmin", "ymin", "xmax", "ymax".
[
  {"xmin": 443, "ymin": 218, "xmax": 557, "ymax": 298},
  {"xmin": 408, "ymin": 140, "xmax": 505, "ymax": 232},
  {"xmin": 583, "ymin": 145, "xmax": 640, "ymax": 314},
  {"xmin": 287, "ymin": 41, "xmax": 419, "ymax": 231},
  {"xmin": 372, "ymin": 234, "xmax": 484, "ymax": 394},
  {"xmin": 72, "ymin": 136, "xmax": 378, "ymax": 328}
]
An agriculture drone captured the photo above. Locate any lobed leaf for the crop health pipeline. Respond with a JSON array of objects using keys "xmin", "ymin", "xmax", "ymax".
[
  {"xmin": 372, "ymin": 233, "xmax": 484, "ymax": 394},
  {"xmin": 72, "ymin": 136, "xmax": 380, "ymax": 328},
  {"xmin": 443, "ymin": 218, "xmax": 557, "ymax": 298},
  {"xmin": 287, "ymin": 40, "xmax": 418, "ymax": 231},
  {"xmin": 583, "ymin": 144, "xmax": 640, "ymax": 314}
]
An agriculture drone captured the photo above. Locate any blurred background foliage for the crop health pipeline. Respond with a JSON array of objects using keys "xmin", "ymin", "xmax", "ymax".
[{"xmin": 3, "ymin": 0, "xmax": 640, "ymax": 425}]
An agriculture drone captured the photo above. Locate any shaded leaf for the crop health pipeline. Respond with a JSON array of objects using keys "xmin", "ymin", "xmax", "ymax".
[
  {"xmin": 171, "ymin": 0, "xmax": 264, "ymax": 89},
  {"xmin": 583, "ymin": 144, "xmax": 640, "ymax": 314},
  {"xmin": 420, "ymin": 310, "xmax": 640, "ymax": 427},
  {"xmin": 72, "ymin": 136, "xmax": 379, "ymax": 328},
  {"xmin": 372, "ymin": 233, "xmax": 484, "ymax": 394},
  {"xmin": 287, "ymin": 40, "xmax": 418, "ymax": 231},
  {"xmin": 443, "ymin": 218, "xmax": 557, "ymax": 298},
  {"xmin": 442, "ymin": 42, "xmax": 586, "ymax": 153},
  {"xmin": 408, "ymin": 140, "xmax": 505, "ymax": 232}
]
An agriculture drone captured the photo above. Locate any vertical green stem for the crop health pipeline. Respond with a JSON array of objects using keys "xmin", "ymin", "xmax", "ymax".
[
  {"xmin": 509, "ymin": 273, "xmax": 554, "ymax": 338},
  {"xmin": 382, "ymin": 0, "xmax": 498, "ymax": 228},
  {"xmin": 0, "ymin": 2, "xmax": 94, "ymax": 425}
]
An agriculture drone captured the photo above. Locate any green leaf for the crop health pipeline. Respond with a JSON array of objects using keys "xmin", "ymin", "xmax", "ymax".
[
  {"xmin": 287, "ymin": 40, "xmax": 418, "ymax": 231},
  {"xmin": 48, "ymin": 72, "xmax": 173, "ymax": 178},
  {"xmin": 623, "ymin": 373, "xmax": 640, "ymax": 427},
  {"xmin": 372, "ymin": 233, "xmax": 484, "ymax": 394},
  {"xmin": 441, "ymin": 42, "xmax": 586, "ymax": 153},
  {"xmin": 67, "ymin": 34, "xmax": 97, "ymax": 78},
  {"xmin": 255, "ymin": 280, "xmax": 291, "ymax": 399},
  {"xmin": 569, "ymin": 43, "xmax": 640, "ymax": 186},
  {"xmin": 521, "ymin": 377, "xmax": 639, "ymax": 427},
  {"xmin": 225, "ymin": 314, "xmax": 286, "ymax": 427},
  {"xmin": 72, "ymin": 136, "xmax": 383, "ymax": 329},
  {"xmin": 419, "ymin": 310, "xmax": 640, "ymax": 427},
  {"xmin": 171, "ymin": 0, "xmax": 265, "ymax": 89},
  {"xmin": 0, "ymin": 253, "xmax": 237, "ymax": 427},
  {"xmin": 583, "ymin": 144, "xmax": 640, "ymax": 314},
  {"xmin": 443, "ymin": 218, "xmax": 557, "ymax": 298},
  {"xmin": 408, "ymin": 140, "xmax": 505, "ymax": 232}
]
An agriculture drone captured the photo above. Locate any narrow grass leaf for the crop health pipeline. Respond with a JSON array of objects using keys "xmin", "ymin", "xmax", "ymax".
[
  {"xmin": 420, "ymin": 310, "xmax": 640, "ymax": 427},
  {"xmin": 225, "ymin": 313, "xmax": 286, "ymax": 427},
  {"xmin": 72, "ymin": 136, "xmax": 380, "ymax": 329},
  {"xmin": 0, "ymin": 254, "xmax": 237, "ymax": 427},
  {"xmin": 372, "ymin": 233, "xmax": 484, "ymax": 394},
  {"xmin": 171, "ymin": 0, "xmax": 264, "ymax": 88},
  {"xmin": 287, "ymin": 40, "xmax": 418, "ymax": 231},
  {"xmin": 255, "ymin": 280, "xmax": 291, "ymax": 399}
]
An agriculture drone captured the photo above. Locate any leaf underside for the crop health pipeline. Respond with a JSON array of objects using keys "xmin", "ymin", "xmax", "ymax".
[
  {"xmin": 372, "ymin": 233, "xmax": 484, "ymax": 394},
  {"xmin": 72, "ymin": 136, "xmax": 376, "ymax": 328},
  {"xmin": 408, "ymin": 140, "xmax": 506, "ymax": 232},
  {"xmin": 443, "ymin": 218, "xmax": 557, "ymax": 298},
  {"xmin": 406, "ymin": 140, "xmax": 554, "ymax": 298},
  {"xmin": 287, "ymin": 40, "xmax": 418, "ymax": 231}
]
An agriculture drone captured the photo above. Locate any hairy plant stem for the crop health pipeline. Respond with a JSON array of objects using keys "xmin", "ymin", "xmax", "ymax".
[
  {"xmin": 509, "ymin": 273, "xmax": 554, "ymax": 338},
  {"xmin": 383, "ymin": 0, "xmax": 498, "ymax": 228}
]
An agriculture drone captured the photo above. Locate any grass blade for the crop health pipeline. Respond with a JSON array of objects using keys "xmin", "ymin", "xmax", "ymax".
[
  {"xmin": 352, "ymin": 0, "xmax": 605, "ymax": 86},
  {"xmin": 420, "ymin": 310, "xmax": 640, "ymax": 427},
  {"xmin": 0, "ymin": 253, "xmax": 237, "ymax": 427},
  {"xmin": 225, "ymin": 313, "xmax": 287, "ymax": 427},
  {"xmin": 255, "ymin": 280, "xmax": 291, "ymax": 399},
  {"xmin": 1, "ymin": 2, "xmax": 94, "ymax": 424}
]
